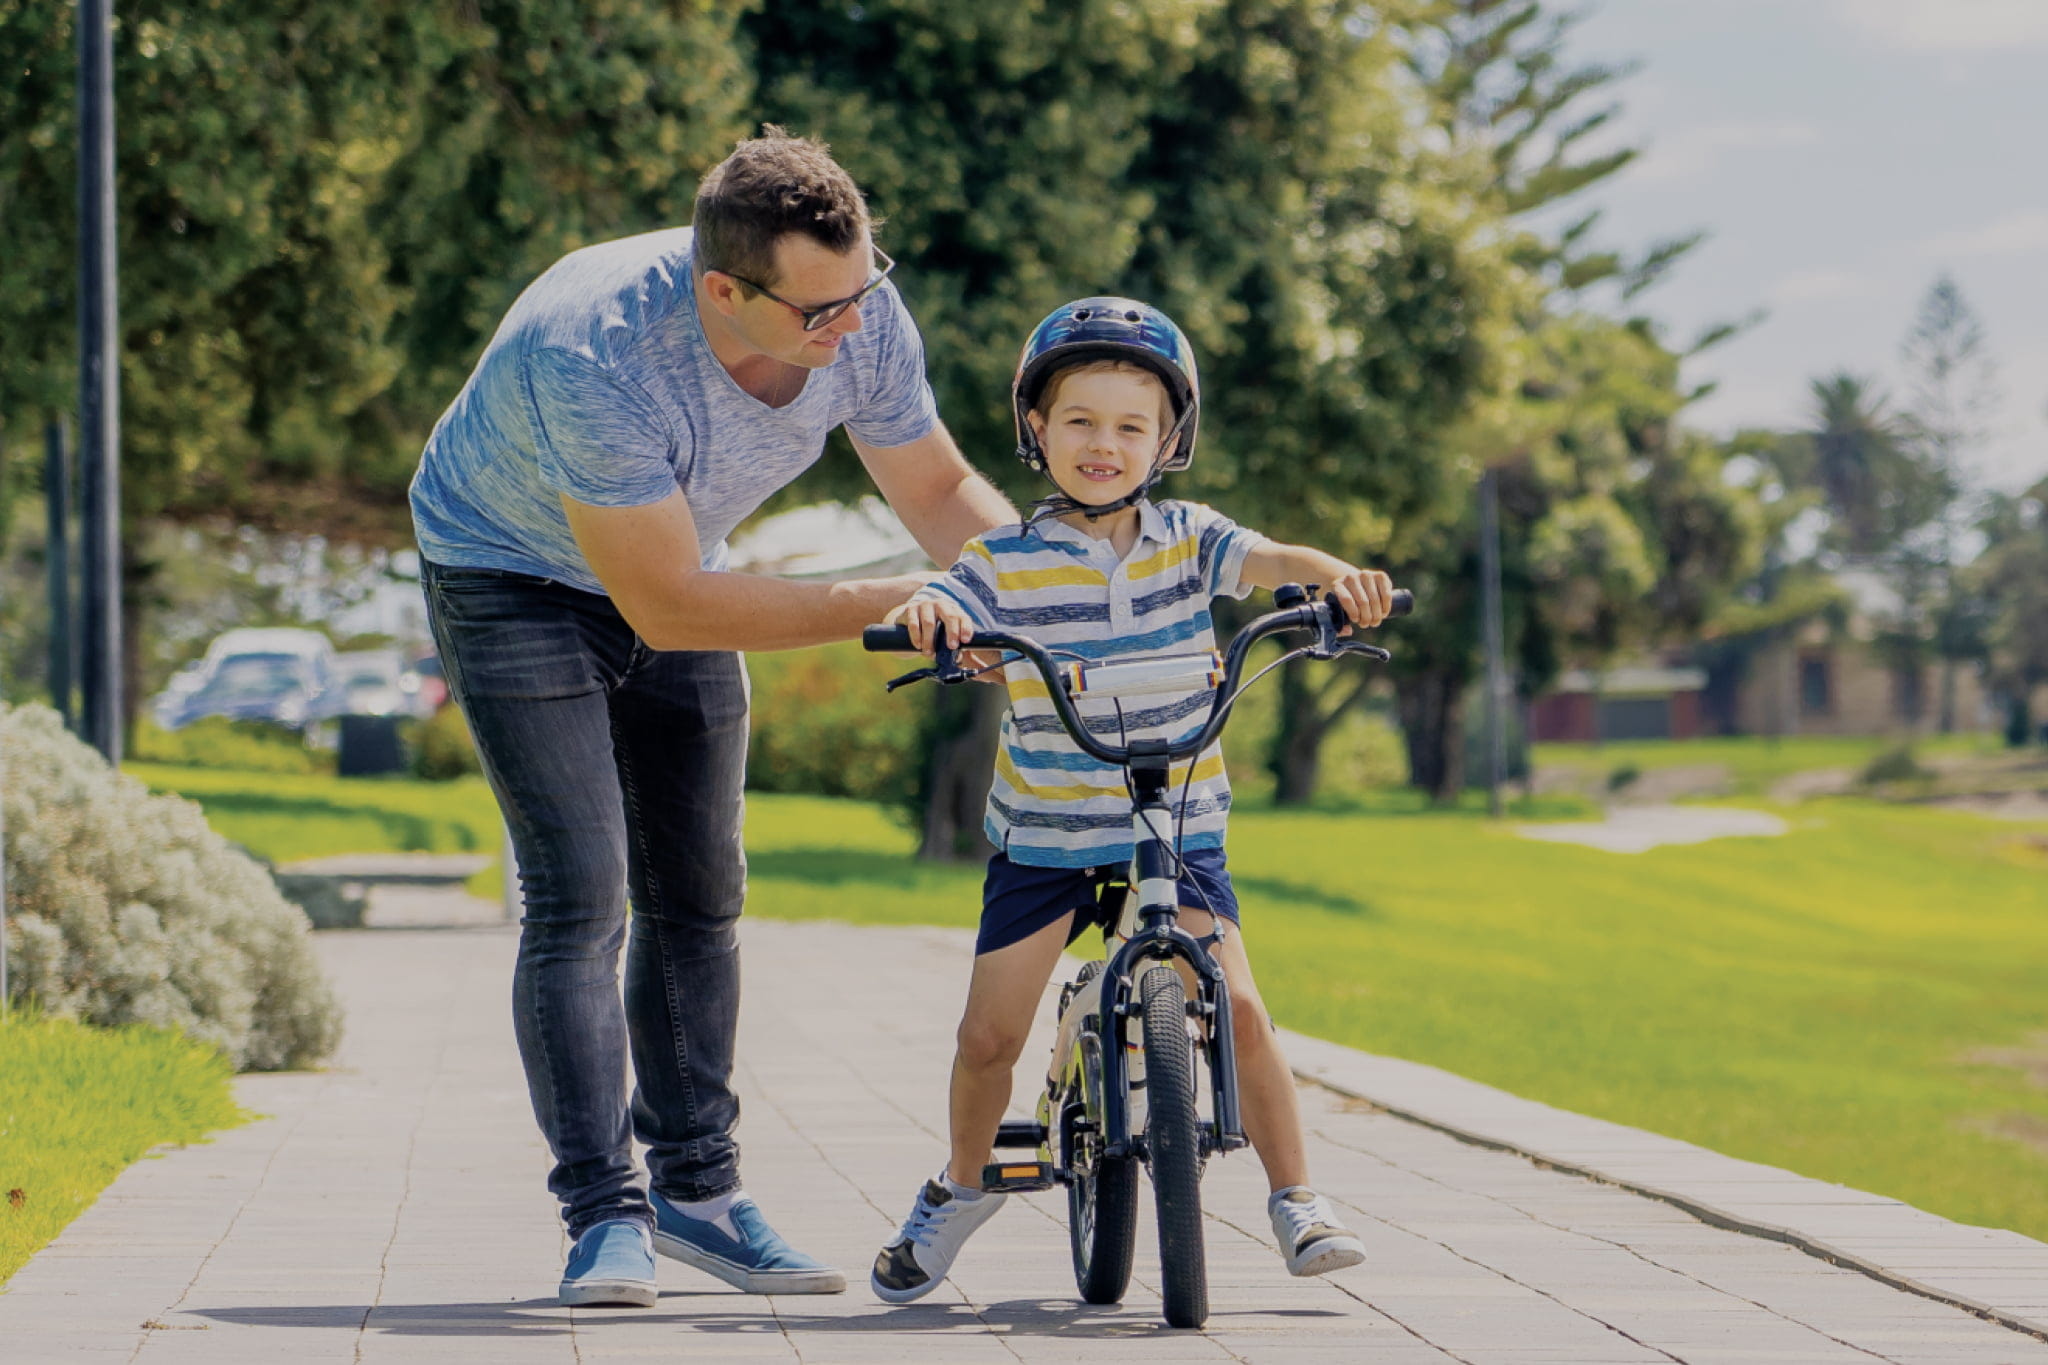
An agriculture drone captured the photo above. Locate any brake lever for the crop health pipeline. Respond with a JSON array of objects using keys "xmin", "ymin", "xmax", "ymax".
[
  {"xmin": 1303, "ymin": 594, "xmax": 1394, "ymax": 663},
  {"xmin": 885, "ymin": 643, "xmax": 973, "ymax": 691},
  {"xmin": 1306, "ymin": 587, "xmax": 1348, "ymax": 661}
]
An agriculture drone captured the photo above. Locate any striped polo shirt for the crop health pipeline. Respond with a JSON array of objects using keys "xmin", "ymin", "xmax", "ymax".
[{"xmin": 912, "ymin": 498, "xmax": 1267, "ymax": 869}]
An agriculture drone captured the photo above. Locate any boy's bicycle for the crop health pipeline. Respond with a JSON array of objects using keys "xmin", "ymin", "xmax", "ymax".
[{"xmin": 864, "ymin": 582, "xmax": 1412, "ymax": 1329}]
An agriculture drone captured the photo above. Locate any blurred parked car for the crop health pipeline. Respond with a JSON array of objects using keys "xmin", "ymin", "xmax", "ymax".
[
  {"xmin": 412, "ymin": 652, "xmax": 448, "ymax": 712},
  {"xmin": 150, "ymin": 627, "xmax": 336, "ymax": 730},
  {"xmin": 320, "ymin": 648, "xmax": 432, "ymax": 720}
]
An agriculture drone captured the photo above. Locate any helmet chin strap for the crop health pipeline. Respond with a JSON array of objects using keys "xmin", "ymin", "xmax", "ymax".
[{"xmin": 1022, "ymin": 407, "xmax": 1192, "ymax": 535}]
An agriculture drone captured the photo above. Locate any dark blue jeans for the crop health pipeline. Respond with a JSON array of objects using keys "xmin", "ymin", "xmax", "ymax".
[{"xmin": 422, "ymin": 561, "xmax": 748, "ymax": 1237}]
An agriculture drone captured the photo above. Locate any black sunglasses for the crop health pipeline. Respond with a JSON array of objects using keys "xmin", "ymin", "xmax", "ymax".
[{"xmin": 719, "ymin": 246, "xmax": 896, "ymax": 332}]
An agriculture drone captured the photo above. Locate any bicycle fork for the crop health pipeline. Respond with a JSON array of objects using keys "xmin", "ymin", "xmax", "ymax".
[{"xmin": 1097, "ymin": 753, "xmax": 1247, "ymax": 1162}]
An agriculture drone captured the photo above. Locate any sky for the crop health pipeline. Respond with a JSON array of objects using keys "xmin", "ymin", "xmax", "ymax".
[{"xmin": 1548, "ymin": 0, "xmax": 2048, "ymax": 490}]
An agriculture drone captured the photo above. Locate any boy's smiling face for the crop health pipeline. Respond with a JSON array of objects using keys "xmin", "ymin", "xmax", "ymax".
[{"xmin": 1028, "ymin": 364, "xmax": 1173, "ymax": 509}]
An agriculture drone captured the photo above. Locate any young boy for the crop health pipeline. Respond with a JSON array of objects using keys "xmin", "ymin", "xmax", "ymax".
[{"xmin": 869, "ymin": 298, "xmax": 1399, "ymax": 1304}]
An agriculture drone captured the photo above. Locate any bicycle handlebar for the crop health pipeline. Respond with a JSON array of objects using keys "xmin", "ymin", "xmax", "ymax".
[{"xmin": 862, "ymin": 585, "xmax": 1415, "ymax": 767}]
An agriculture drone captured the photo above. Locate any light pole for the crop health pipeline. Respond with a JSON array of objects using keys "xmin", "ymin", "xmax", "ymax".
[
  {"xmin": 1479, "ymin": 467, "xmax": 1508, "ymax": 818},
  {"xmin": 78, "ymin": 0, "xmax": 122, "ymax": 763},
  {"xmin": 46, "ymin": 419, "xmax": 75, "ymax": 731},
  {"xmin": 2, "ymin": 739, "xmax": 9, "ymax": 1010}
]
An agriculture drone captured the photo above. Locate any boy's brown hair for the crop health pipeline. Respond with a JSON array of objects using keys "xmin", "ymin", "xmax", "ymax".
[
  {"xmin": 693, "ymin": 126, "xmax": 872, "ymax": 288},
  {"xmin": 1034, "ymin": 359, "xmax": 1173, "ymax": 431}
]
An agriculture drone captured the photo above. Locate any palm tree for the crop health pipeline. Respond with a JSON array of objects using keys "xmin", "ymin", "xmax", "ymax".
[{"xmin": 1790, "ymin": 373, "xmax": 1941, "ymax": 558}]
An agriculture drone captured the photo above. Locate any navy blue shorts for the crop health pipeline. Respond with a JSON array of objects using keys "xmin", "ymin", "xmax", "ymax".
[{"xmin": 976, "ymin": 847, "xmax": 1240, "ymax": 955}]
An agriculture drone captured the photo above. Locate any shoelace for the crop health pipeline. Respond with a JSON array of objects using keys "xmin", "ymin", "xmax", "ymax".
[
  {"xmin": 1276, "ymin": 1193, "xmax": 1336, "ymax": 1245},
  {"xmin": 901, "ymin": 1192, "xmax": 954, "ymax": 1248}
]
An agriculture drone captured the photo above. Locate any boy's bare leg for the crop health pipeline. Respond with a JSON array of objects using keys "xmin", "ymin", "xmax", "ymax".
[
  {"xmin": 1174, "ymin": 909, "xmax": 1309, "ymax": 1193},
  {"xmin": 946, "ymin": 914, "xmax": 1076, "ymax": 1188}
]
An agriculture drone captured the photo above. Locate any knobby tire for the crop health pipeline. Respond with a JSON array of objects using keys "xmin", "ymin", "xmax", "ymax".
[
  {"xmin": 1063, "ymin": 970, "xmax": 1137, "ymax": 1304},
  {"xmin": 1066, "ymin": 1093, "xmax": 1139, "ymax": 1303},
  {"xmin": 1141, "ymin": 964, "xmax": 1207, "ymax": 1329}
]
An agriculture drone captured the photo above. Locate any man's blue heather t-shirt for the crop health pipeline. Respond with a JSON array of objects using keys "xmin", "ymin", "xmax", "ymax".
[{"xmin": 409, "ymin": 227, "xmax": 939, "ymax": 594}]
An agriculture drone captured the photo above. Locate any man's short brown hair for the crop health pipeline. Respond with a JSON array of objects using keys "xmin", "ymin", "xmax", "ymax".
[{"xmin": 693, "ymin": 126, "xmax": 871, "ymax": 289}]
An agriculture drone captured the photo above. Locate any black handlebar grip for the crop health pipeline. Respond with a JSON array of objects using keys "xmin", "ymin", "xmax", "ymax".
[
  {"xmin": 862, "ymin": 624, "xmax": 917, "ymax": 653},
  {"xmin": 1323, "ymin": 587, "xmax": 1415, "ymax": 627}
]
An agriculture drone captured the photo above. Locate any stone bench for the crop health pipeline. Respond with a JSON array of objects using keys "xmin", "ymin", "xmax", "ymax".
[{"xmin": 274, "ymin": 853, "xmax": 496, "ymax": 929}]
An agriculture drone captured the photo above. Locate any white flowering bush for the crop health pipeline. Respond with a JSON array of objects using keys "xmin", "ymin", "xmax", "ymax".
[{"xmin": 2, "ymin": 703, "xmax": 342, "ymax": 1070}]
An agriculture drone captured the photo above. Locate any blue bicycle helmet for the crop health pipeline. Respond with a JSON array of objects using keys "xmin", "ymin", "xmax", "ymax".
[{"xmin": 1012, "ymin": 297, "xmax": 1201, "ymax": 476}]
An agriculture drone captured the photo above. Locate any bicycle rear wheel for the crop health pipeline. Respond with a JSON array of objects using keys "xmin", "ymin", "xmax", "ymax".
[
  {"xmin": 1063, "ymin": 1082, "xmax": 1137, "ymax": 1301},
  {"xmin": 1141, "ymin": 964, "xmax": 1207, "ymax": 1329}
]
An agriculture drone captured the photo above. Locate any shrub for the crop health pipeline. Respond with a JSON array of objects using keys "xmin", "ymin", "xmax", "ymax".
[
  {"xmin": 744, "ymin": 643, "xmax": 920, "ymax": 804},
  {"xmin": 1861, "ymin": 744, "xmax": 1928, "ymax": 785},
  {"xmin": 411, "ymin": 703, "xmax": 481, "ymax": 782},
  {"xmin": 130, "ymin": 715, "xmax": 332, "ymax": 775},
  {"xmin": 0, "ymin": 703, "xmax": 343, "ymax": 1071},
  {"xmin": 1606, "ymin": 763, "xmax": 1642, "ymax": 792}
]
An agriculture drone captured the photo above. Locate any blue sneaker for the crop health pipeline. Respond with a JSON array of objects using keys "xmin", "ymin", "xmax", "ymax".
[
  {"xmin": 559, "ymin": 1218, "xmax": 658, "ymax": 1307},
  {"xmin": 650, "ymin": 1190, "xmax": 846, "ymax": 1294}
]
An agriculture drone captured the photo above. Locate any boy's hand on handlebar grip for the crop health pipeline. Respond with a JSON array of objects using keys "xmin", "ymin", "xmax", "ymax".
[
  {"xmin": 1326, "ymin": 567, "xmax": 1398, "ymax": 633},
  {"xmin": 885, "ymin": 596, "xmax": 977, "ymax": 658}
]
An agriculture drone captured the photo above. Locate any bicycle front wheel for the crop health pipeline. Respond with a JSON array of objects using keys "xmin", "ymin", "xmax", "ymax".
[{"xmin": 1141, "ymin": 964, "xmax": 1208, "ymax": 1329}]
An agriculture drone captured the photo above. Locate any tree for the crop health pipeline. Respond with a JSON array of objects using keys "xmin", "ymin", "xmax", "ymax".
[
  {"xmin": 1, "ymin": 2, "xmax": 756, "ymax": 735},
  {"xmin": 0, "ymin": 0, "xmax": 756, "ymax": 535},
  {"xmin": 1388, "ymin": 311, "xmax": 1760, "ymax": 799},
  {"xmin": 743, "ymin": 0, "xmax": 1216, "ymax": 857},
  {"xmin": 1406, "ymin": 0, "xmax": 1700, "ymax": 301},
  {"xmin": 1967, "ymin": 483, "xmax": 2048, "ymax": 746},
  {"xmin": 748, "ymin": 0, "xmax": 1509, "ymax": 844},
  {"xmin": 2, "ymin": 2, "xmax": 404, "ymax": 528},
  {"xmin": 1377, "ymin": 0, "xmax": 1759, "ymax": 802},
  {"xmin": 1899, "ymin": 274, "xmax": 1999, "ymax": 732},
  {"xmin": 362, "ymin": 0, "xmax": 758, "ymax": 495},
  {"xmin": 1770, "ymin": 373, "xmax": 1943, "ymax": 559},
  {"xmin": 1126, "ymin": 0, "xmax": 1508, "ymax": 805}
]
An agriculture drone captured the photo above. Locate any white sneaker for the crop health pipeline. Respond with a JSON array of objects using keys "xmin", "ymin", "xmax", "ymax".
[
  {"xmin": 870, "ymin": 1177, "xmax": 1008, "ymax": 1304},
  {"xmin": 1269, "ymin": 1186, "xmax": 1365, "ymax": 1276}
]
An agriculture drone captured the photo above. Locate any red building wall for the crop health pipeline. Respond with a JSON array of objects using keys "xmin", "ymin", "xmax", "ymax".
[
  {"xmin": 1531, "ymin": 692, "xmax": 1597, "ymax": 743},
  {"xmin": 1531, "ymin": 689, "xmax": 1704, "ymax": 742},
  {"xmin": 1669, "ymin": 690, "xmax": 1701, "ymax": 740}
]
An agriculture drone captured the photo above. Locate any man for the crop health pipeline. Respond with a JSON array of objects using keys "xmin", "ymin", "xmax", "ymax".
[{"xmin": 409, "ymin": 128, "xmax": 1012, "ymax": 1307}]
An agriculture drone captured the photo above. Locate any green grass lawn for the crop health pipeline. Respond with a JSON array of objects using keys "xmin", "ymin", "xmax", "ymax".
[
  {"xmin": 127, "ymin": 763, "xmax": 508, "ymax": 899},
  {"xmin": 1533, "ymin": 732, "xmax": 2000, "ymax": 796},
  {"xmin": 747, "ymin": 790, "xmax": 2048, "ymax": 1243},
  {"xmin": 0, "ymin": 1013, "xmax": 248, "ymax": 1284}
]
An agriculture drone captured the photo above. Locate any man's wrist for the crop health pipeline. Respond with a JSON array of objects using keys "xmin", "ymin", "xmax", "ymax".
[{"xmin": 829, "ymin": 573, "xmax": 932, "ymax": 629}]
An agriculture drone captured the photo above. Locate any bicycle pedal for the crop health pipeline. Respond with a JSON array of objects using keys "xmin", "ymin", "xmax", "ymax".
[
  {"xmin": 992, "ymin": 1118, "xmax": 1049, "ymax": 1149},
  {"xmin": 980, "ymin": 1160, "xmax": 1058, "ymax": 1193}
]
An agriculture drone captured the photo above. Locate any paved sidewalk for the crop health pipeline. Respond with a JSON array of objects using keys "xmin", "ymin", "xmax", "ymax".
[
  {"xmin": 4, "ymin": 918, "xmax": 2047, "ymax": 1363},
  {"xmin": 1515, "ymin": 805, "xmax": 1789, "ymax": 853}
]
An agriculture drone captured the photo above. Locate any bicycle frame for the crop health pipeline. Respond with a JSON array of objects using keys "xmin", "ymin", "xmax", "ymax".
[{"xmin": 1067, "ymin": 749, "xmax": 1246, "ymax": 1162}]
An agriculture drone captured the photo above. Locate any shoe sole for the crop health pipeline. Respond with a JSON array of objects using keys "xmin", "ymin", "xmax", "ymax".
[
  {"xmin": 869, "ymin": 1267, "xmax": 943, "ymax": 1305},
  {"xmin": 1286, "ymin": 1235, "xmax": 1366, "ymax": 1277},
  {"xmin": 653, "ymin": 1230, "xmax": 847, "ymax": 1294},
  {"xmin": 558, "ymin": 1277, "xmax": 659, "ymax": 1308}
]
